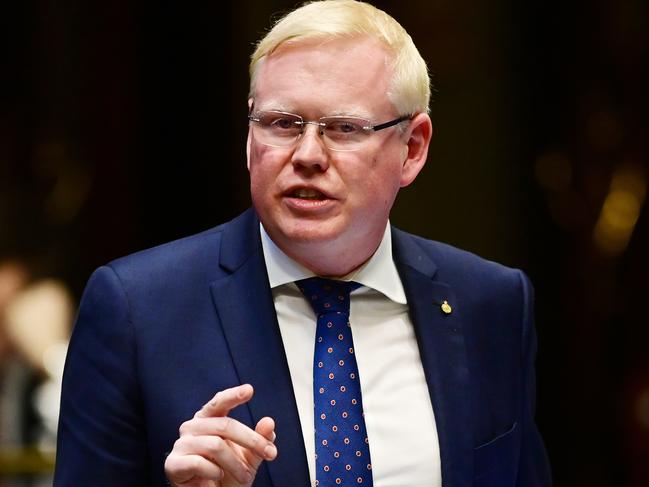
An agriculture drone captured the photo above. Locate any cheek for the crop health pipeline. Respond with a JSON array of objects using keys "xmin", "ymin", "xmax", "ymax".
[
  {"xmin": 248, "ymin": 141, "xmax": 266, "ymax": 169},
  {"xmin": 249, "ymin": 146, "xmax": 288, "ymax": 200},
  {"xmin": 249, "ymin": 144, "xmax": 278, "ymax": 178},
  {"xmin": 351, "ymin": 170, "xmax": 400, "ymax": 217},
  {"xmin": 364, "ymin": 154, "xmax": 403, "ymax": 191},
  {"xmin": 248, "ymin": 151, "xmax": 269, "ymax": 192},
  {"xmin": 249, "ymin": 167, "xmax": 274, "ymax": 204}
]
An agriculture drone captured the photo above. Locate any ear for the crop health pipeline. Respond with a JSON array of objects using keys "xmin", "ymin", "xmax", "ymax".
[
  {"xmin": 246, "ymin": 132, "xmax": 252, "ymax": 171},
  {"xmin": 399, "ymin": 113, "xmax": 433, "ymax": 187},
  {"xmin": 246, "ymin": 98, "xmax": 254, "ymax": 170}
]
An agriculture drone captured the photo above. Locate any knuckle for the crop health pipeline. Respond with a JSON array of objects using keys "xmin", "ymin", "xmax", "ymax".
[
  {"xmin": 165, "ymin": 457, "xmax": 187, "ymax": 477},
  {"xmin": 215, "ymin": 416, "xmax": 233, "ymax": 434},
  {"xmin": 178, "ymin": 420, "xmax": 192, "ymax": 436},
  {"xmin": 168, "ymin": 437, "xmax": 189, "ymax": 458},
  {"xmin": 210, "ymin": 435, "xmax": 225, "ymax": 453},
  {"xmin": 191, "ymin": 456, "xmax": 202, "ymax": 470},
  {"xmin": 163, "ymin": 455, "xmax": 176, "ymax": 471},
  {"xmin": 172, "ymin": 438, "xmax": 183, "ymax": 451},
  {"xmin": 211, "ymin": 390, "xmax": 225, "ymax": 406},
  {"xmin": 250, "ymin": 433, "xmax": 261, "ymax": 447}
]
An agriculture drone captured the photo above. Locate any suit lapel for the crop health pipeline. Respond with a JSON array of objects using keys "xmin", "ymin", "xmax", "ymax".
[
  {"xmin": 209, "ymin": 210, "xmax": 310, "ymax": 486},
  {"xmin": 208, "ymin": 212, "xmax": 474, "ymax": 486},
  {"xmin": 393, "ymin": 228, "xmax": 474, "ymax": 487}
]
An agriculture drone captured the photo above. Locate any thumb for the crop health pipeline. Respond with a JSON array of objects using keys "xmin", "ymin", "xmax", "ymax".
[
  {"xmin": 256, "ymin": 416, "xmax": 276, "ymax": 442},
  {"xmin": 244, "ymin": 417, "xmax": 276, "ymax": 470}
]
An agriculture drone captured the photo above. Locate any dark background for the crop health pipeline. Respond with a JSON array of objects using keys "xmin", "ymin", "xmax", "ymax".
[{"xmin": 2, "ymin": 1, "xmax": 648, "ymax": 485}]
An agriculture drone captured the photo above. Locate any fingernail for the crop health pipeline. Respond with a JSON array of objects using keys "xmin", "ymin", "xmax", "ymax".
[{"xmin": 264, "ymin": 444, "xmax": 277, "ymax": 459}]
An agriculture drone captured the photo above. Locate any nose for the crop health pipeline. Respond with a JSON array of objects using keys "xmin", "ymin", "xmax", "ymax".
[{"xmin": 291, "ymin": 124, "xmax": 330, "ymax": 172}]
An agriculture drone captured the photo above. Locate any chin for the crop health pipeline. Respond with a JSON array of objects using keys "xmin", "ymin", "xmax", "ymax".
[
  {"xmin": 274, "ymin": 216, "xmax": 345, "ymax": 246},
  {"xmin": 282, "ymin": 224, "xmax": 339, "ymax": 244}
]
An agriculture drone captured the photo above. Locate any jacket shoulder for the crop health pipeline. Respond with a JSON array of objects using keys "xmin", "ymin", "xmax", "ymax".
[
  {"xmin": 392, "ymin": 227, "xmax": 530, "ymax": 294},
  {"xmin": 108, "ymin": 225, "xmax": 223, "ymax": 279},
  {"xmin": 102, "ymin": 209, "xmax": 257, "ymax": 289}
]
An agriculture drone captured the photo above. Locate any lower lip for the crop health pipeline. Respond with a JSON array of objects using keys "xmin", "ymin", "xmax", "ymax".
[{"xmin": 283, "ymin": 196, "xmax": 336, "ymax": 212}]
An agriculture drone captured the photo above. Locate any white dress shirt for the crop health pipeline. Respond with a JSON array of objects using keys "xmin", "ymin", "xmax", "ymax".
[{"xmin": 260, "ymin": 223, "xmax": 442, "ymax": 487}]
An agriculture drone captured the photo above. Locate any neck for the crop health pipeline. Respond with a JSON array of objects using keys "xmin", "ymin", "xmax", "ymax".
[
  {"xmin": 291, "ymin": 243, "xmax": 376, "ymax": 278},
  {"xmin": 268, "ymin": 230, "xmax": 385, "ymax": 278}
]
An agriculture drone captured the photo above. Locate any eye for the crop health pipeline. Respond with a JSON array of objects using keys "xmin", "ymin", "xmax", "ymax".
[
  {"xmin": 271, "ymin": 116, "xmax": 298, "ymax": 130},
  {"xmin": 325, "ymin": 119, "xmax": 366, "ymax": 135},
  {"xmin": 258, "ymin": 112, "xmax": 301, "ymax": 131}
]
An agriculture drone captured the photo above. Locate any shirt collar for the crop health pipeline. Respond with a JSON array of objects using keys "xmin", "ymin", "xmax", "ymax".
[{"xmin": 260, "ymin": 223, "xmax": 407, "ymax": 304}]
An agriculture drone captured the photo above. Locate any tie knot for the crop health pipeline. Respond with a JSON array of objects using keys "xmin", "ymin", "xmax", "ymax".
[{"xmin": 296, "ymin": 277, "xmax": 359, "ymax": 315}]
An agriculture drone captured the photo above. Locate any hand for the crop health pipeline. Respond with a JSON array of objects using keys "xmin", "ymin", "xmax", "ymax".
[{"xmin": 164, "ymin": 384, "xmax": 277, "ymax": 487}]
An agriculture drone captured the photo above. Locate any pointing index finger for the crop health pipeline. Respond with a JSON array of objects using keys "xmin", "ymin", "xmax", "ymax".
[{"xmin": 195, "ymin": 384, "xmax": 254, "ymax": 418}]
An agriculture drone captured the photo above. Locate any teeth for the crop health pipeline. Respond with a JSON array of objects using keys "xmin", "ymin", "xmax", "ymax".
[{"xmin": 293, "ymin": 188, "xmax": 323, "ymax": 199}]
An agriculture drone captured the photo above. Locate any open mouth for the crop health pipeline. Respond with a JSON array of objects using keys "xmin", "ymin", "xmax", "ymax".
[{"xmin": 290, "ymin": 188, "xmax": 328, "ymax": 200}]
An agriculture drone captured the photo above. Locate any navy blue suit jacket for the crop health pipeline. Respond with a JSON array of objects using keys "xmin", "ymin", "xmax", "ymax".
[{"xmin": 55, "ymin": 208, "xmax": 551, "ymax": 486}]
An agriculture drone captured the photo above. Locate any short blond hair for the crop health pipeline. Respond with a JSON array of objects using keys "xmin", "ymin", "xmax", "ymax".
[{"xmin": 249, "ymin": 0, "xmax": 430, "ymax": 115}]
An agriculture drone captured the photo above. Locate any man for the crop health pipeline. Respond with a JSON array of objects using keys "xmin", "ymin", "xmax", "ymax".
[{"xmin": 55, "ymin": 1, "xmax": 552, "ymax": 486}]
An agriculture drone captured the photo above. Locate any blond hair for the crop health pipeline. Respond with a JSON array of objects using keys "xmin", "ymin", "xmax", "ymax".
[{"xmin": 249, "ymin": 0, "xmax": 430, "ymax": 115}]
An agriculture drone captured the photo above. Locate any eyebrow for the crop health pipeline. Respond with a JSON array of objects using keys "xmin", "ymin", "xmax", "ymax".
[
  {"xmin": 252, "ymin": 97, "xmax": 373, "ymax": 119},
  {"xmin": 326, "ymin": 108, "xmax": 372, "ymax": 118},
  {"xmin": 255, "ymin": 105, "xmax": 374, "ymax": 120},
  {"xmin": 255, "ymin": 101, "xmax": 291, "ymax": 113}
]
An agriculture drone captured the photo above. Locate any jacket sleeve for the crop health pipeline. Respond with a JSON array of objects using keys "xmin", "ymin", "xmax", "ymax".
[
  {"xmin": 54, "ymin": 265, "xmax": 150, "ymax": 486},
  {"xmin": 516, "ymin": 270, "xmax": 553, "ymax": 486}
]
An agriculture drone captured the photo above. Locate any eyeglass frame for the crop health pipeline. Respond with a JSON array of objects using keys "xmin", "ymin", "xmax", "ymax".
[{"xmin": 247, "ymin": 107, "xmax": 412, "ymax": 152}]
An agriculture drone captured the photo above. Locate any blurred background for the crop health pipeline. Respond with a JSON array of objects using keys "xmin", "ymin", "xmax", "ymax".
[{"xmin": 1, "ymin": 0, "xmax": 647, "ymax": 485}]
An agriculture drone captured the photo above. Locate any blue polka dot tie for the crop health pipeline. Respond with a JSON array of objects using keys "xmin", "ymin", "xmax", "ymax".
[{"xmin": 297, "ymin": 278, "xmax": 373, "ymax": 487}]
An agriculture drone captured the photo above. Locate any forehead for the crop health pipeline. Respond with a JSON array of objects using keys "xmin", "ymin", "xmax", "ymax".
[{"xmin": 254, "ymin": 36, "xmax": 395, "ymax": 117}]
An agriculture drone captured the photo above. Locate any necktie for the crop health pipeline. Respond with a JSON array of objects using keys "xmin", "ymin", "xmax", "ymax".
[{"xmin": 296, "ymin": 277, "xmax": 373, "ymax": 487}]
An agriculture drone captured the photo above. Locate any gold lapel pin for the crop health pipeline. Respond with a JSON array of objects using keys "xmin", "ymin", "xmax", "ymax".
[{"xmin": 440, "ymin": 300, "xmax": 452, "ymax": 314}]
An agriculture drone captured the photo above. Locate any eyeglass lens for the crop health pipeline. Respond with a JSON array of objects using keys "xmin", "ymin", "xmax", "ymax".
[{"xmin": 250, "ymin": 112, "xmax": 384, "ymax": 151}]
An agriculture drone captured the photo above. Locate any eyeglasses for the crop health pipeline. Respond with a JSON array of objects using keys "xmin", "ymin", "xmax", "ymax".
[{"xmin": 248, "ymin": 110, "xmax": 411, "ymax": 152}]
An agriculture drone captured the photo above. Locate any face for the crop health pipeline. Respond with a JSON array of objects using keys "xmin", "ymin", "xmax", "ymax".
[{"xmin": 247, "ymin": 36, "xmax": 431, "ymax": 275}]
